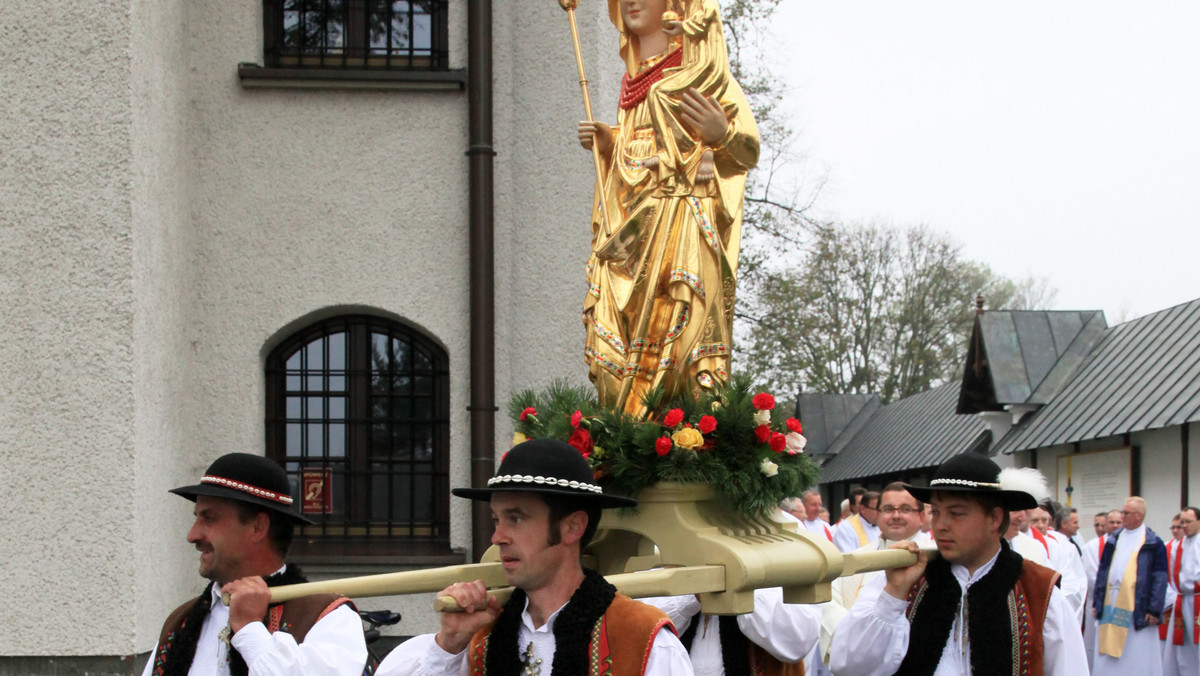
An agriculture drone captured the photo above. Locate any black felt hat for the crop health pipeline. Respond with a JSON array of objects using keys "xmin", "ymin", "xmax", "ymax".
[
  {"xmin": 903, "ymin": 453, "xmax": 1040, "ymax": 511},
  {"xmin": 453, "ymin": 438, "xmax": 637, "ymax": 509},
  {"xmin": 170, "ymin": 453, "xmax": 313, "ymax": 524}
]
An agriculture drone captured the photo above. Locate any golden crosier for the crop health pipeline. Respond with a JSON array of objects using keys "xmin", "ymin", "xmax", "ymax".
[{"xmin": 558, "ymin": 0, "xmax": 579, "ymax": 10}]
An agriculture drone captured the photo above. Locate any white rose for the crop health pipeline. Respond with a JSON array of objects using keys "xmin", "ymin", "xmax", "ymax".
[
  {"xmin": 759, "ymin": 458, "xmax": 778, "ymax": 477},
  {"xmin": 753, "ymin": 409, "xmax": 771, "ymax": 426},
  {"xmin": 786, "ymin": 432, "xmax": 807, "ymax": 455}
]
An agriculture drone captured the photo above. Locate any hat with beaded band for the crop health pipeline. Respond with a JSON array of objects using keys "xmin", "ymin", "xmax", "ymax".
[
  {"xmin": 453, "ymin": 438, "xmax": 637, "ymax": 509},
  {"xmin": 169, "ymin": 453, "xmax": 313, "ymax": 524},
  {"xmin": 902, "ymin": 452, "xmax": 1043, "ymax": 511}
]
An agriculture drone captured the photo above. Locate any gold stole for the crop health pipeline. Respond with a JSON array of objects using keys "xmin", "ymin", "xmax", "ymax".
[{"xmin": 1098, "ymin": 529, "xmax": 1146, "ymax": 657}]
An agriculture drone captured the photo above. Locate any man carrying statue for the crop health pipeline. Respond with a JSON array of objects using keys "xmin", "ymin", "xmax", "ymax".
[
  {"xmin": 376, "ymin": 438, "xmax": 693, "ymax": 675},
  {"xmin": 828, "ymin": 453, "xmax": 1088, "ymax": 675},
  {"xmin": 578, "ymin": 0, "xmax": 759, "ymax": 416},
  {"xmin": 142, "ymin": 453, "xmax": 369, "ymax": 675}
]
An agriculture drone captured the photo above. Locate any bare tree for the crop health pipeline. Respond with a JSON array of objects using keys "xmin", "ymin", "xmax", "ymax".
[{"xmin": 742, "ymin": 221, "xmax": 1057, "ymax": 402}]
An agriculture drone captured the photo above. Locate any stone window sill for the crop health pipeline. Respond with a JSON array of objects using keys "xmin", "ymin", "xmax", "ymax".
[{"xmin": 238, "ymin": 63, "xmax": 467, "ymax": 91}]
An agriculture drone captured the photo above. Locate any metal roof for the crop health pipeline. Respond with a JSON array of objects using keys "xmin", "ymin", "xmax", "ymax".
[
  {"xmin": 820, "ymin": 382, "xmax": 989, "ymax": 483},
  {"xmin": 958, "ymin": 310, "xmax": 1107, "ymax": 414},
  {"xmin": 794, "ymin": 393, "xmax": 880, "ymax": 457},
  {"xmin": 995, "ymin": 298, "xmax": 1200, "ymax": 454}
]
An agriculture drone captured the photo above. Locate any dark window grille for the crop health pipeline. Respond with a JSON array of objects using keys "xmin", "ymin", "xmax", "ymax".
[
  {"xmin": 266, "ymin": 315, "xmax": 451, "ymax": 558},
  {"xmin": 263, "ymin": 0, "xmax": 449, "ymax": 70}
]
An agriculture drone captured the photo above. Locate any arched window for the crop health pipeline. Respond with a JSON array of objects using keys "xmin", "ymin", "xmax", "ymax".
[{"xmin": 266, "ymin": 315, "xmax": 450, "ymax": 558}]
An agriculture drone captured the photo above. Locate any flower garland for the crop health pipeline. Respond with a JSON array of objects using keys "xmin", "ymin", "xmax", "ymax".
[{"xmin": 507, "ymin": 376, "xmax": 820, "ymax": 517}]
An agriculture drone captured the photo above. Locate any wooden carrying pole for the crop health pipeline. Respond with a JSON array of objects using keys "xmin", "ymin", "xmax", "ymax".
[
  {"xmin": 558, "ymin": 0, "xmax": 610, "ymax": 233},
  {"xmin": 233, "ymin": 545, "xmax": 937, "ymax": 609}
]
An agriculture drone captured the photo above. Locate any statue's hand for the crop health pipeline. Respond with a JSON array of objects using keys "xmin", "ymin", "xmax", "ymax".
[
  {"xmin": 578, "ymin": 120, "xmax": 614, "ymax": 155},
  {"xmin": 681, "ymin": 88, "xmax": 728, "ymax": 145}
]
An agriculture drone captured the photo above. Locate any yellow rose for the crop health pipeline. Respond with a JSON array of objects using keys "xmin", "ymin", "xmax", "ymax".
[
  {"xmin": 512, "ymin": 431, "xmax": 528, "ymax": 446},
  {"xmin": 671, "ymin": 427, "xmax": 704, "ymax": 450}
]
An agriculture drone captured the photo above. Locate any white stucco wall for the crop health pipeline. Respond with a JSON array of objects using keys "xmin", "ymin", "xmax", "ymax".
[
  {"xmin": 130, "ymin": 0, "xmax": 199, "ymax": 654},
  {"xmin": 1191, "ymin": 422, "xmax": 1200, "ymax": 511},
  {"xmin": 0, "ymin": 1, "xmax": 138, "ymax": 656},
  {"xmin": 1, "ymin": 0, "xmax": 656, "ymax": 658}
]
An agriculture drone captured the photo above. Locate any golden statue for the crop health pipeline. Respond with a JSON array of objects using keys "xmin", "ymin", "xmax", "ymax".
[{"xmin": 578, "ymin": 0, "xmax": 759, "ymax": 416}]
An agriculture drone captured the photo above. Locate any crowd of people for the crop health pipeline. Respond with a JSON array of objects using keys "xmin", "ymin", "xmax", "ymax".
[{"xmin": 141, "ymin": 440, "xmax": 1200, "ymax": 675}]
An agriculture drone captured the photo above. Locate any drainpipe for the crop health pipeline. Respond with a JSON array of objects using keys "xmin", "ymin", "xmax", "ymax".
[{"xmin": 467, "ymin": 0, "xmax": 496, "ymax": 561}]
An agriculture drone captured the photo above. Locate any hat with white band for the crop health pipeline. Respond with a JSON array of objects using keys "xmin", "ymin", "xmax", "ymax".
[
  {"xmin": 453, "ymin": 438, "xmax": 637, "ymax": 509},
  {"xmin": 902, "ymin": 452, "xmax": 1041, "ymax": 510},
  {"xmin": 169, "ymin": 453, "xmax": 313, "ymax": 524}
]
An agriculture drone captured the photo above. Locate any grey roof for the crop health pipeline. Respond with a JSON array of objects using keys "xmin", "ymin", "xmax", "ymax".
[
  {"xmin": 794, "ymin": 393, "xmax": 880, "ymax": 456},
  {"xmin": 995, "ymin": 298, "xmax": 1200, "ymax": 454},
  {"xmin": 820, "ymin": 382, "xmax": 989, "ymax": 483},
  {"xmin": 958, "ymin": 311, "xmax": 1107, "ymax": 414}
]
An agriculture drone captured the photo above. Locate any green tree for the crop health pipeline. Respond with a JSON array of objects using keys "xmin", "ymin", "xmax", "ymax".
[{"xmin": 742, "ymin": 222, "xmax": 1056, "ymax": 402}]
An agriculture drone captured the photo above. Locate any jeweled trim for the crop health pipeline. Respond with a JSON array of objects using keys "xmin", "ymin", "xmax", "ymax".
[
  {"xmin": 585, "ymin": 345, "xmax": 626, "ymax": 378},
  {"xmin": 592, "ymin": 319, "xmax": 628, "ymax": 357},
  {"xmin": 629, "ymin": 338, "xmax": 662, "ymax": 353},
  {"xmin": 668, "ymin": 269, "xmax": 706, "ymax": 301},
  {"xmin": 200, "ymin": 475, "xmax": 294, "ymax": 505},
  {"xmin": 686, "ymin": 196, "xmax": 719, "ymax": 252},
  {"xmin": 487, "ymin": 474, "xmax": 604, "ymax": 494},
  {"xmin": 688, "ymin": 342, "xmax": 730, "ymax": 364},
  {"xmin": 663, "ymin": 302, "xmax": 691, "ymax": 345}
]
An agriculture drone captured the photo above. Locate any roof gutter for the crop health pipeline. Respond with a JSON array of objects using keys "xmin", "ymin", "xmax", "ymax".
[{"xmin": 467, "ymin": 0, "xmax": 496, "ymax": 561}]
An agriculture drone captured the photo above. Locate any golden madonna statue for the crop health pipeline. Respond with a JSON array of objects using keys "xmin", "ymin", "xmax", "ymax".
[{"xmin": 579, "ymin": 0, "xmax": 759, "ymax": 416}]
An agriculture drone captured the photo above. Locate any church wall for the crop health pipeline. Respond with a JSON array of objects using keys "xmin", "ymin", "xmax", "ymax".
[
  {"xmin": 1134, "ymin": 425, "xmax": 1187, "ymax": 536},
  {"xmin": 1190, "ymin": 422, "xmax": 1200, "ymax": 511},
  {"xmin": 492, "ymin": 1, "xmax": 621, "ymax": 411},
  {"xmin": 130, "ymin": 0, "xmax": 199, "ymax": 657},
  {"xmin": 0, "ymin": 0, "xmax": 140, "ymax": 658}
]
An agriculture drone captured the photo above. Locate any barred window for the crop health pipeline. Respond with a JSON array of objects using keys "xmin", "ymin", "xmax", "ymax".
[
  {"xmin": 266, "ymin": 315, "xmax": 451, "ymax": 559},
  {"xmin": 263, "ymin": 0, "xmax": 449, "ymax": 70}
]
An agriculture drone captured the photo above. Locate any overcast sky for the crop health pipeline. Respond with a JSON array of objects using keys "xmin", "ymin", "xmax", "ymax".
[{"xmin": 763, "ymin": 2, "xmax": 1200, "ymax": 322}]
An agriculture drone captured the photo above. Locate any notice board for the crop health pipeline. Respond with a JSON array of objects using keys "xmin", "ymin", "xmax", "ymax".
[{"xmin": 1057, "ymin": 447, "xmax": 1132, "ymax": 517}]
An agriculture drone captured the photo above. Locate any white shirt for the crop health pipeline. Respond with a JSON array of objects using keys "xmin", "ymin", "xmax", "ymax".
[
  {"xmin": 833, "ymin": 515, "xmax": 881, "ymax": 554},
  {"xmin": 828, "ymin": 548, "xmax": 1088, "ymax": 676},
  {"xmin": 140, "ymin": 578, "xmax": 367, "ymax": 676},
  {"xmin": 647, "ymin": 587, "xmax": 818, "ymax": 675},
  {"xmin": 1044, "ymin": 529, "xmax": 1089, "ymax": 624},
  {"xmin": 377, "ymin": 595, "xmax": 693, "ymax": 676},
  {"xmin": 1007, "ymin": 531, "xmax": 1049, "ymax": 565},
  {"xmin": 821, "ymin": 535, "xmax": 928, "ymax": 665},
  {"xmin": 801, "ymin": 518, "xmax": 834, "ymax": 541},
  {"xmin": 1165, "ymin": 534, "xmax": 1199, "ymax": 608}
]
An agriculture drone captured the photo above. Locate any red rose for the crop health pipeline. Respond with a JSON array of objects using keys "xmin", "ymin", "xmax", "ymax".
[
  {"xmin": 568, "ymin": 427, "xmax": 593, "ymax": 458},
  {"xmin": 520, "ymin": 407, "xmax": 537, "ymax": 421},
  {"xmin": 752, "ymin": 393, "xmax": 776, "ymax": 410},
  {"xmin": 663, "ymin": 408, "xmax": 685, "ymax": 428},
  {"xmin": 786, "ymin": 417, "xmax": 803, "ymax": 434},
  {"xmin": 655, "ymin": 436, "xmax": 673, "ymax": 456},
  {"xmin": 754, "ymin": 425, "xmax": 771, "ymax": 444},
  {"xmin": 698, "ymin": 415, "xmax": 717, "ymax": 434},
  {"xmin": 769, "ymin": 432, "xmax": 787, "ymax": 453},
  {"xmin": 570, "ymin": 410, "xmax": 583, "ymax": 428}
]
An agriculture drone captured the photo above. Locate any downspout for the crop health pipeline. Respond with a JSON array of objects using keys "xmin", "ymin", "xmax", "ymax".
[{"xmin": 467, "ymin": 0, "xmax": 496, "ymax": 561}]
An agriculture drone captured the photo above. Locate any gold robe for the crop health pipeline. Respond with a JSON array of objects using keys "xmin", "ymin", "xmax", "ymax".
[{"xmin": 585, "ymin": 0, "xmax": 759, "ymax": 416}]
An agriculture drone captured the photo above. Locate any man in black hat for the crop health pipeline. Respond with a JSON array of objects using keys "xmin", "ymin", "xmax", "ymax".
[
  {"xmin": 141, "ymin": 453, "xmax": 368, "ymax": 676},
  {"xmin": 828, "ymin": 453, "xmax": 1088, "ymax": 675},
  {"xmin": 376, "ymin": 438, "xmax": 693, "ymax": 675}
]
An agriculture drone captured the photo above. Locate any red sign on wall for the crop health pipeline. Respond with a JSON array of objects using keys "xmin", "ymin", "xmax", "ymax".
[{"xmin": 301, "ymin": 468, "xmax": 332, "ymax": 514}]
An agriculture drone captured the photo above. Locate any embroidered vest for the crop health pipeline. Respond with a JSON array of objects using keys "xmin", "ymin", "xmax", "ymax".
[
  {"xmin": 151, "ymin": 593, "xmax": 355, "ymax": 675},
  {"xmin": 467, "ymin": 594, "xmax": 670, "ymax": 676},
  {"xmin": 900, "ymin": 554, "xmax": 1057, "ymax": 676}
]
